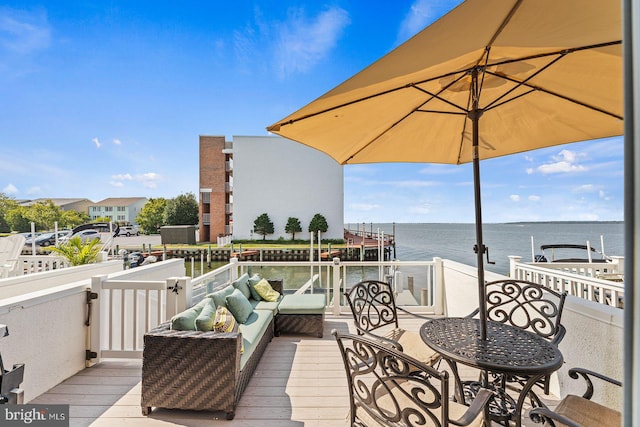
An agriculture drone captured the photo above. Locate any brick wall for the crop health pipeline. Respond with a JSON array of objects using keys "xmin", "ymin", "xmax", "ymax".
[{"xmin": 199, "ymin": 136, "xmax": 228, "ymax": 242}]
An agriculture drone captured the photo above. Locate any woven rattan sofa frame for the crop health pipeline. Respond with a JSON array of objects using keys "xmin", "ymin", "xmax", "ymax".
[{"xmin": 141, "ymin": 280, "xmax": 283, "ymax": 420}]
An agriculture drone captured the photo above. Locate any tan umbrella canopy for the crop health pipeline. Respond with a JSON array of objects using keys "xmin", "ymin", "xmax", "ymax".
[{"xmin": 267, "ymin": 0, "xmax": 623, "ymax": 338}]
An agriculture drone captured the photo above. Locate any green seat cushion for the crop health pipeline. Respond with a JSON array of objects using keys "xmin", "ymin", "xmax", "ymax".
[
  {"xmin": 170, "ymin": 298, "xmax": 210, "ymax": 331},
  {"xmin": 278, "ymin": 294, "xmax": 326, "ymax": 314},
  {"xmin": 247, "ymin": 274, "xmax": 263, "ymax": 301},
  {"xmin": 232, "ymin": 273, "xmax": 251, "ymax": 300},
  {"xmin": 225, "ymin": 288, "xmax": 254, "ymax": 323},
  {"xmin": 253, "ymin": 278, "xmax": 281, "ymax": 302},
  {"xmin": 238, "ymin": 309, "xmax": 274, "ymax": 369},
  {"xmin": 251, "ymin": 296, "xmax": 283, "ymax": 315},
  {"xmin": 207, "ymin": 284, "xmax": 235, "ymax": 308},
  {"xmin": 195, "ymin": 298, "xmax": 218, "ymax": 331}
]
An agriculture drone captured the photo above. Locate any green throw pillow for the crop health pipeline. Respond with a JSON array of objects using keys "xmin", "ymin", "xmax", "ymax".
[
  {"xmin": 195, "ymin": 298, "xmax": 217, "ymax": 331},
  {"xmin": 247, "ymin": 274, "xmax": 263, "ymax": 301},
  {"xmin": 225, "ymin": 288, "xmax": 254, "ymax": 323},
  {"xmin": 170, "ymin": 298, "xmax": 209, "ymax": 331},
  {"xmin": 232, "ymin": 273, "xmax": 251, "ymax": 300},
  {"xmin": 253, "ymin": 278, "xmax": 281, "ymax": 302},
  {"xmin": 208, "ymin": 284, "xmax": 235, "ymax": 308}
]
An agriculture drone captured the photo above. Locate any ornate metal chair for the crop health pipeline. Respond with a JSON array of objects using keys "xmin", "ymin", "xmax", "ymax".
[
  {"xmin": 344, "ymin": 280, "xmax": 440, "ymax": 366},
  {"xmin": 465, "ymin": 279, "xmax": 568, "ymax": 418},
  {"xmin": 529, "ymin": 367, "xmax": 621, "ymax": 427},
  {"xmin": 332, "ymin": 329, "xmax": 493, "ymax": 427}
]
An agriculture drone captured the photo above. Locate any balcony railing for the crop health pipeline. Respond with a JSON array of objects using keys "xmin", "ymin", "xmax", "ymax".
[{"xmin": 509, "ymin": 255, "xmax": 625, "ymax": 308}]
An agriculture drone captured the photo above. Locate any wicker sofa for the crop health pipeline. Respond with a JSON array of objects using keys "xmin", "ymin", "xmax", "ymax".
[{"xmin": 141, "ymin": 275, "xmax": 325, "ymax": 420}]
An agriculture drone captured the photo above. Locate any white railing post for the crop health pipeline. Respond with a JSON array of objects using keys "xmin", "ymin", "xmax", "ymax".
[
  {"xmin": 433, "ymin": 257, "xmax": 445, "ymax": 315},
  {"xmin": 229, "ymin": 257, "xmax": 239, "ymax": 279},
  {"xmin": 509, "ymin": 255, "xmax": 522, "ymax": 278},
  {"xmin": 165, "ymin": 277, "xmax": 192, "ymax": 320},
  {"xmin": 89, "ymin": 275, "xmax": 107, "ymax": 367},
  {"xmin": 332, "ymin": 258, "xmax": 342, "ymax": 315}
]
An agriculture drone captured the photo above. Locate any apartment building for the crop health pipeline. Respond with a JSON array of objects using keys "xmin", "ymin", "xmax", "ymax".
[
  {"xmin": 199, "ymin": 135, "xmax": 343, "ymax": 242},
  {"xmin": 89, "ymin": 197, "xmax": 148, "ymax": 225}
]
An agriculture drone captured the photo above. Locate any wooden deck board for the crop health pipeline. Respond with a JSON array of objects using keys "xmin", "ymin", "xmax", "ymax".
[{"xmin": 30, "ymin": 313, "xmax": 559, "ymax": 426}]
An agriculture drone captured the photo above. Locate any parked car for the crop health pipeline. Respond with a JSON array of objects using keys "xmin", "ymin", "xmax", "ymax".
[
  {"xmin": 60, "ymin": 229, "xmax": 101, "ymax": 244},
  {"xmin": 26, "ymin": 231, "xmax": 72, "ymax": 247},
  {"xmin": 117, "ymin": 226, "xmax": 140, "ymax": 237}
]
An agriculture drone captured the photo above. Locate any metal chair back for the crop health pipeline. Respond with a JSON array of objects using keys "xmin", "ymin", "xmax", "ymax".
[
  {"xmin": 344, "ymin": 280, "xmax": 399, "ymax": 335},
  {"xmin": 482, "ymin": 279, "xmax": 568, "ymax": 345},
  {"xmin": 332, "ymin": 329, "xmax": 452, "ymax": 427}
]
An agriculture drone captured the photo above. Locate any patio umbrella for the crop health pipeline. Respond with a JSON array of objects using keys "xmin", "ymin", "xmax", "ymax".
[{"xmin": 267, "ymin": 0, "xmax": 623, "ymax": 338}]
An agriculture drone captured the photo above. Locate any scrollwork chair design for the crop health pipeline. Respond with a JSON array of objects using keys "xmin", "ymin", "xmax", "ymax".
[
  {"xmin": 344, "ymin": 280, "xmax": 440, "ymax": 367},
  {"xmin": 467, "ymin": 279, "xmax": 568, "ymax": 407},
  {"xmin": 530, "ymin": 367, "xmax": 621, "ymax": 427},
  {"xmin": 332, "ymin": 329, "xmax": 492, "ymax": 427}
]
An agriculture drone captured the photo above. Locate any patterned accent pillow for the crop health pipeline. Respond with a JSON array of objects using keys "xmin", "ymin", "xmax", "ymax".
[
  {"xmin": 213, "ymin": 306, "xmax": 243, "ymax": 353},
  {"xmin": 213, "ymin": 306, "xmax": 238, "ymax": 333}
]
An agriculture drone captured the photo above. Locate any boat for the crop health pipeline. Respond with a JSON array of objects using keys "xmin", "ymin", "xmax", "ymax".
[{"xmin": 533, "ymin": 243, "xmax": 612, "ymax": 263}]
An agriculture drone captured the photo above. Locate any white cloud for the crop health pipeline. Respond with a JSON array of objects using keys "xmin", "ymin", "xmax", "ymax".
[
  {"xmin": 0, "ymin": 8, "xmax": 51, "ymax": 54},
  {"xmin": 537, "ymin": 149, "xmax": 587, "ymax": 174},
  {"xmin": 92, "ymin": 137, "xmax": 101, "ymax": 148},
  {"xmin": 26, "ymin": 186, "xmax": 41, "ymax": 195},
  {"xmin": 273, "ymin": 6, "xmax": 350, "ymax": 78},
  {"xmin": 526, "ymin": 168, "xmax": 534, "ymax": 175},
  {"xmin": 510, "ymin": 194, "xmax": 520, "ymax": 202},
  {"xmin": 111, "ymin": 173, "xmax": 133, "ymax": 181},
  {"xmin": 397, "ymin": 0, "xmax": 436, "ymax": 41},
  {"xmin": 113, "ymin": 138, "xmax": 121, "ymax": 145},
  {"xmin": 138, "ymin": 172, "xmax": 162, "ymax": 189},
  {"xmin": 2, "ymin": 183, "xmax": 18, "ymax": 194},
  {"xmin": 599, "ymin": 190, "xmax": 611, "ymax": 201},
  {"xmin": 528, "ymin": 195, "xmax": 541, "ymax": 202}
]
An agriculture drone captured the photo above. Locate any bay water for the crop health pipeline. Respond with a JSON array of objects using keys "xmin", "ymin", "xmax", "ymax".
[{"xmin": 362, "ymin": 222, "xmax": 625, "ymax": 275}]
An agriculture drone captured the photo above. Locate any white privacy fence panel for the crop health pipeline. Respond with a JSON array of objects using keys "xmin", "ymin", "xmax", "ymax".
[{"xmin": 89, "ymin": 275, "xmax": 192, "ymax": 362}]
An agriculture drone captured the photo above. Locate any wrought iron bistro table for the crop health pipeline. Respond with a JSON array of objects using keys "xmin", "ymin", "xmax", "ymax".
[{"xmin": 420, "ymin": 317, "xmax": 563, "ymax": 427}]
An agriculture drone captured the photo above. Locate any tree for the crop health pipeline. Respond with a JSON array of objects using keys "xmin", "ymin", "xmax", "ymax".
[
  {"xmin": 25, "ymin": 199, "xmax": 61, "ymax": 230},
  {"xmin": 6, "ymin": 206, "xmax": 31, "ymax": 232},
  {"xmin": 285, "ymin": 217, "xmax": 302, "ymax": 240},
  {"xmin": 60, "ymin": 210, "xmax": 90, "ymax": 229},
  {"xmin": 164, "ymin": 192, "xmax": 199, "ymax": 225},
  {"xmin": 253, "ymin": 213, "xmax": 274, "ymax": 240},
  {"xmin": 136, "ymin": 198, "xmax": 168, "ymax": 234},
  {"xmin": 48, "ymin": 236, "xmax": 101, "ymax": 265},
  {"xmin": 308, "ymin": 213, "xmax": 328, "ymax": 234},
  {"xmin": 0, "ymin": 193, "xmax": 18, "ymax": 233}
]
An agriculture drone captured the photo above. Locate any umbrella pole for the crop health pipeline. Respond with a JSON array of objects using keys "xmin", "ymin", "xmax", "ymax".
[{"xmin": 471, "ymin": 68, "xmax": 487, "ymax": 340}]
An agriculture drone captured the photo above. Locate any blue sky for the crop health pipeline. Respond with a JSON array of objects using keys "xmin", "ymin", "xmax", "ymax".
[{"xmin": 0, "ymin": 1, "xmax": 624, "ymax": 223}]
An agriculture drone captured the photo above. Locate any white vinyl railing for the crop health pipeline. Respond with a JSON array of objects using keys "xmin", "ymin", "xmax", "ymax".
[
  {"xmin": 509, "ymin": 256, "xmax": 624, "ymax": 308},
  {"xmin": 12, "ymin": 255, "xmax": 71, "ymax": 276}
]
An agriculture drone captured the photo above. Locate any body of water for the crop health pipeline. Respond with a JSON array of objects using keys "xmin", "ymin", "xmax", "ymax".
[{"xmin": 364, "ymin": 222, "xmax": 624, "ymax": 275}]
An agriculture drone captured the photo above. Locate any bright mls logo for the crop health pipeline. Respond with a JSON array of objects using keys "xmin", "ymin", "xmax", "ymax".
[{"xmin": 1, "ymin": 405, "xmax": 69, "ymax": 426}]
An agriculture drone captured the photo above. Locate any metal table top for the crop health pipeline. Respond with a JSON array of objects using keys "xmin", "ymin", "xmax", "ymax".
[{"xmin": 420, "ymin": 317, "xmax": 563, "ymax": 375}]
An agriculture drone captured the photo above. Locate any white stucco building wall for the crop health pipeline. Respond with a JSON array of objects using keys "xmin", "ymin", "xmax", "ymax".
[{"xmin": 232, "ymin": 135, "xmax": 344, "ymax": 240}]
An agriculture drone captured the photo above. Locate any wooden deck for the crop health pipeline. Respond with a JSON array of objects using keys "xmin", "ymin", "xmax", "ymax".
[{"xmin": 31, "ymin": 314, "xmax": 559, "ymax": 426}]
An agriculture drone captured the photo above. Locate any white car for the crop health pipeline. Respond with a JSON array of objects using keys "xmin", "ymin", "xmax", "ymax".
[
  {"xmin": 61, "ymin": 229, "xmax": 101, "ymax": 244},
  {"xmin": 117, "ymin": 226, "xmax": 140, "ymax": 237}
]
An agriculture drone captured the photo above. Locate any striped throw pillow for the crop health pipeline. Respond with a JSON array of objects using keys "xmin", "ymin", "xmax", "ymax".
[{"xmin": 213, "ymin": 306, "xmax": 243, "ymax": 353}]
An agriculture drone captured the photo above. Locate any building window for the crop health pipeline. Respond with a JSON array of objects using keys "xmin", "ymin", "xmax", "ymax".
[
  {"xmin": 117, "ymin": 206, "xmax": 126, "ymax": 211},
  {"xmin": 105, "ymin": 207, "xmax": 113, "ymax": 212}
]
